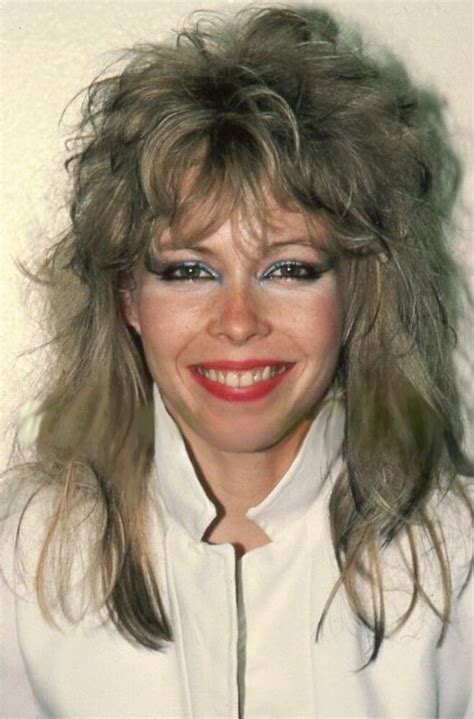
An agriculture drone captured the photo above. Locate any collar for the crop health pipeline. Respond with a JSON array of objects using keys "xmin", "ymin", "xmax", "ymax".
[{"xmin": 153, "ymin": 384, "xmax": 344, "ymax": 541}]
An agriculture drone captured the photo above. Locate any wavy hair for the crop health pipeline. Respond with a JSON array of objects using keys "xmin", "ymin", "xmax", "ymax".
[{"xmin": 8, "ymin": 6, "xmax": 472, "ymax": 660}]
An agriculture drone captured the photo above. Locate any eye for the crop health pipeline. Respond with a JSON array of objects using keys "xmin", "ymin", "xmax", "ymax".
[
  {"xmin": 148, "ymin": 261, "xmax": 218, "ymax": 282},
  {"xmin": 261, "ymin": 260, "xmax": 331, "ymax": 281}
]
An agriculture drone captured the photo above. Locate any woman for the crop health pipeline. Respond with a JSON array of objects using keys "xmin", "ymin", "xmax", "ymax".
[{"xmin": 1, "ymin": 6, "xmax": 472, "ymax": 717}]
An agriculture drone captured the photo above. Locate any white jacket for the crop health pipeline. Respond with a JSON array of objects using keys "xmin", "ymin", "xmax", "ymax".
[{"xmin": 1, "ymin": 389, "xmax": 472, "ymax": 718}]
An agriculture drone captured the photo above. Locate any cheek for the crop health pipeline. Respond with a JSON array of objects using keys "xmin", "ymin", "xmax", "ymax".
[
  {"xmin": 314, "ymin": 294, "xmax": 344, "ymax": 346},
  {"xmin": 285, "ymin": 284, "xmax": 345, "ymax": 359},
  {"xmin": 133, "ymin": 289, "xmax": 201, "ymax": 368}
]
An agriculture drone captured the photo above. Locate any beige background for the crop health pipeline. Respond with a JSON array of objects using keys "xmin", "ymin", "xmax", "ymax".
[{"xmin": 1, "ymin": 0, "xmax": 473, "ymax": 466}]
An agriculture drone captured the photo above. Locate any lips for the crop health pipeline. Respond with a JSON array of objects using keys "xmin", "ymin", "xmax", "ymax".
[{"xmin": 189, "ymin": 360, "xmax": 294, "ymax": 402}]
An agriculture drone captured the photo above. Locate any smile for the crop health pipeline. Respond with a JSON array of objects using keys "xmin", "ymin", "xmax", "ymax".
[
  {"xmin": 196, "ymin": 365, "xmax": 287, "ymax": 388},
  {"xmin": 190, "ymin": 361, "xmax": 294, "ymax": 402}
]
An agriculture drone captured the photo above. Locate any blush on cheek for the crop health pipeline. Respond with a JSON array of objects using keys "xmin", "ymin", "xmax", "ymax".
[
  {"xmin": 322, "ymin": 300, "xmax": 345, "ymax": 344},
  {"xmin": 293, "ymin": 286, "xmax": 344, "ymax": 342}
]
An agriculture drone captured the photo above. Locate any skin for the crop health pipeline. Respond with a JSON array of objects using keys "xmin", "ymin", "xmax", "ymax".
[{"xmin": 125, "ymin": 207, "xmax": 345, "ymax": 555}]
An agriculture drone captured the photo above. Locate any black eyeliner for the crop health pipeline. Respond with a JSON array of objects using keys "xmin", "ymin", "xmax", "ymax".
[
  {"xmin": 144, "ymin": 257, "xmax": 218, "ymax": 281},
  {"xmin": 261, "ymin": 258, "xmax": 334, "ymax": 280}
]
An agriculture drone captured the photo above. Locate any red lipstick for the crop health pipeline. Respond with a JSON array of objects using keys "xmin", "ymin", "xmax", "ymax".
[{"xmin": 189, "ymin": 361, "xmax": 294, "ymax": 402}]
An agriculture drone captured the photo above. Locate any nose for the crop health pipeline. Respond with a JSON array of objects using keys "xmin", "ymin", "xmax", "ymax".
[{"xmin": 207, "ymin": 281, "xmax": 271, "ymax": 344}]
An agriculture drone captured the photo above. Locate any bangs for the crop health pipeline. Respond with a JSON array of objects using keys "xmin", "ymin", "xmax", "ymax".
[{"xmin": 140, "ymin": 134, "xmax": 336, "ymax": 258}]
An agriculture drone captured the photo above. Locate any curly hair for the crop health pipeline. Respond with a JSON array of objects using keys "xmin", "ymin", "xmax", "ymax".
[{"xmin": 10, "ymin": 6, "xmax": 471, "ymax": 661}]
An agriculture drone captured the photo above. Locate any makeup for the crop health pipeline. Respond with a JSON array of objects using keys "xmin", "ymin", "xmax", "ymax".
[{"xmin": 189, "ymin": 361, "xmax": 294, "ymax": 402}]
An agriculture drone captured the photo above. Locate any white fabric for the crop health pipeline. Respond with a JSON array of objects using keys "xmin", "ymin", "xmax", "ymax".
[{"xmin": 1, "ymin": 387, "xmax": 472, "ymax": 718}]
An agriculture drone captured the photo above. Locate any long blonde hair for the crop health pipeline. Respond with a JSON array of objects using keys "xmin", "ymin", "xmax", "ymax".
[{"xmin": 8, "ymin": 6, "xmax": 472, "ymax": 660}]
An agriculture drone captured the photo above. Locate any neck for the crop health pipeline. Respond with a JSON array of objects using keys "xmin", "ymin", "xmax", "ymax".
[
  {"xmin": 176, "ymin": 417, "xmax": 313, "ymax": 556},
  {"xmin": 154, "ymin": 385, "xmax": 343, "ymax": 556},
  {"xmin": 178, "ymin": 418, "xmax": 313, "ymax": 521}
]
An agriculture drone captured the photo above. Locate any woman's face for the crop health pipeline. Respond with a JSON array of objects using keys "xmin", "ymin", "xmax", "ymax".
[{"xmin": 126, "ymin": 207, "xmax": 345, "ymax": 455}]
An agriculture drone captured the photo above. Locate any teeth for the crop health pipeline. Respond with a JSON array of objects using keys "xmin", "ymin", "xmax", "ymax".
[
  {"xmin": 197, "ymin": 365, "xmax": 287, "ymax": 388},
  {"xmin": 227, "ymin": 372, "xmax": 239, "ymax": 388},
  {"xmin": 240, "ymin": 371, "xmax": 254, "ymax": 387}
]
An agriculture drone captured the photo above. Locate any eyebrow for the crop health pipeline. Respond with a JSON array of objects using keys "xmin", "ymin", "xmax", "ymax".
[
  {"xmin": 265, "ymin": 239, "xmax": 323, "ymax": 251},
  {"xmin": 158, "ymin": 238, "xmax": 324, "ymax": 256}
]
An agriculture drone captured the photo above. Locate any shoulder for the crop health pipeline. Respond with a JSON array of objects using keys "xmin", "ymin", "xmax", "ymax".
[
  {"xmin": 0, "ymin": 475, "xmax": 58, "ymax": 716},
  {"xmin": 397, "ymin": 479, "xmax": 471, "ymax": 580},
  {"xmin": 430, "ymin": 479, "xmax": 472, "ymax": 591},
  {"xmin": 0, "ymin": 474, "xmax": 52, "ymax": 594},
  {"xmin": 0, "ymin": 471, "xmax": 104, "ymax": 607},
  {"xmin": 378, "ymin": 480, "xmax": 472, "ymax": 628},
  {"xmin": 434, "ymin": 482, "xmax": 473, "ymax": 716}
]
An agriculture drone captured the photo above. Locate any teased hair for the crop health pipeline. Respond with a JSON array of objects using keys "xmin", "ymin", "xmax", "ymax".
[{"xmin": 6, "ymin": 6, "xmax": 472, "ymax": 659}]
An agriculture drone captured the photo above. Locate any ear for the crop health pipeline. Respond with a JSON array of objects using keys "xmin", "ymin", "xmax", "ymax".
[{"xmin": 120, "ymin": 289, "xmax": 141, "ymax": 335}]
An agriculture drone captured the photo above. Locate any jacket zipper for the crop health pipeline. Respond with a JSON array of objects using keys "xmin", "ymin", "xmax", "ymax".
[{"xmin": 235, "ymin": 557, "xmax": 246, "ymax": 719}]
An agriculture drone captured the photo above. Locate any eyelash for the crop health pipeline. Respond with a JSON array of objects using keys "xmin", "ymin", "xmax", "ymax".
[
  {"xmin": 148, "ymin": 259, "xmax": 331, "ymax": 283},
  {"xmin": 261, "ymin": 260, "xmax": 330, "ymax": 281},
  {"xmin": 151, "ymin": 261, "xmax": 219, "ymax": 282}
]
